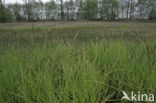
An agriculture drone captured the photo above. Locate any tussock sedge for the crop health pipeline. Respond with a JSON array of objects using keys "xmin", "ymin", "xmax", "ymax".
[{"xmin": 0, "ymin": 22, "xmax": 156, "ymax": 103}]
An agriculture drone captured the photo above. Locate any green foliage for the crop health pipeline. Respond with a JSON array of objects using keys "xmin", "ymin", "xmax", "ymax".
[
  {"xmin": 34, "ymin": 0, "xmax": 44, "ymax": 21},
  {"xmin": 0, "ymin": 22, "xmax": 156, "ymax": 103},
  {"xmin": 0, "ymin": 7, "xmax": 13, "ymax": 22},
  {"xmin": 23, "ymin": 0, "xmax": 36, "ymax": 21},
  {"xmin": 149, "ymin": 0, "xmax": 156, "ymax": 20},
  {"xmin": 101, "ymin": 0, "xmax": 119, "ymax": 20},
  {"xmin": 1, "ymin": 0, "xmax": 156, "ymax": 22},
  {"xmin": 45, "ymin": 0, "xmax": 57, "ymax": 20},
  {"xmin": 84, "ymin": 0, "xmax": 98, "ymax": 20},
  {"xmin": 13, "ymin": 3, "xmax": 22, "ymax": 21},
  {"xmin": 65, "ymin": 0, "xmax": 75, "ymax": 20}
]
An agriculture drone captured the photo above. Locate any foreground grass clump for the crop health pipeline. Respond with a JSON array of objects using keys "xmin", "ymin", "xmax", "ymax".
[{"xmin": 0, "ymin": 38, "xmax": 155, "ymax": 103}]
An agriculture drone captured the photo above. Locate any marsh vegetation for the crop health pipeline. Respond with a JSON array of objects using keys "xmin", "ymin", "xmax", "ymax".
[{"xmin": 0, "ymin": 22, "xmax": 156, "ymax": 103}]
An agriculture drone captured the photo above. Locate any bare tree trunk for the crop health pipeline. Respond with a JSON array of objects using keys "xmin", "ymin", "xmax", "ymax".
[
  {"xmin": 0, "ymin": 0, "xmax": 2, "ymax": 7},
  {"xmin": 60, "ymin": 0, "xmax": 64, "ymax": 20},
  {"xmin": 0, "ymin": 0, "xmax": 5, "ymax": 22},
  {"xmin": 127, "ymin": 0, "xmax": 130, "ymax": 19},
  {"xmin": 129, "ymin": 0, "xmax": 133, "ymax": 19}
]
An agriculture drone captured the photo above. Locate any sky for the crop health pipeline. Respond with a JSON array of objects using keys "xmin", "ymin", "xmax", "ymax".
[
  {"xmin": 5, "ymin": 0, "xmax": 70, "ymax": 4},
  {"xmin": 5, "ymin": 0, "xmax": 51, "ymax": 4},
  {"xmin": 5, "ymin": 0, "xmax": 71, "ymax": 4},
  {"xmin": 4, "ymin": 0, "xmax": 136, "ymax": 4}
]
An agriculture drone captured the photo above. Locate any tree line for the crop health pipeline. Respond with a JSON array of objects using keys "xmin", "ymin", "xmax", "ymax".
[{"xmin": 0, "ymin": 0, "xmax": 156, "ymax": 22}]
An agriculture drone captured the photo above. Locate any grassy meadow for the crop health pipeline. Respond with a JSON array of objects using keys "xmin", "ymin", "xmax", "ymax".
[{"xmin": 0, "ymin": 21, "xmax": 156, "ymax": 103}]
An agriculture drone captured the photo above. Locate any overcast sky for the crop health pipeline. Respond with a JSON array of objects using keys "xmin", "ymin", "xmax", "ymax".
[
  {"xmin": 5, "ymin": 0, "xmax": 51, "ymax": 4},
  {"xmin": 5, "ymin": 0, "xmax": 70, "ymax": 4}
]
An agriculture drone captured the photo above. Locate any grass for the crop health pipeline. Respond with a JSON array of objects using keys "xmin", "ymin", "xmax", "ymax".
[{"xmin": 0, "ymin": 22, "xmax": 156, "ymax": 103}]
